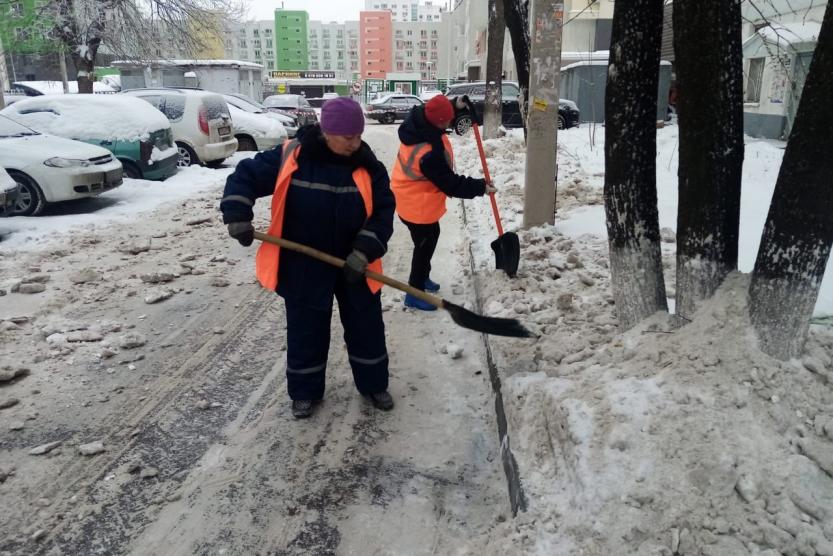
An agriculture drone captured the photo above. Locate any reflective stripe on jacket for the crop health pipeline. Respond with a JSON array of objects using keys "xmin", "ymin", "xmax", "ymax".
[
  {"xmin": 390, "ymin": 134, "xmax": 455, "ymax": 224},
  {"xmin": 255, "ymin": 139, "xmax": 383, "ymax": 293}
]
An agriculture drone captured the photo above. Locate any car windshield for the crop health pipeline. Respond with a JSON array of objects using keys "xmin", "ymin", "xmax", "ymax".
[
  {"xmin": 264, "ymin": 95, "xmax": 299, "ymax": 109},
  {"xmin": 0, "ymin": 114, "xmax": 40, "ymax": 137}
]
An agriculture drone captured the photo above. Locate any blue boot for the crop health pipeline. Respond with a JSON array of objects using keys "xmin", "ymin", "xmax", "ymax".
[
  {"xmin": 424, "ymin": 278, "xmax": 440, "ymax": 292},
  {"xmin": 404, "ymin": 293, "xmax": 437, "ymax": 311}
]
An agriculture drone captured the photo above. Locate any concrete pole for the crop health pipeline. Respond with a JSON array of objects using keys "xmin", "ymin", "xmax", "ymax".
[{"xmin": 522, "ymin": 0, "xmax": 564, "ymax": 228}]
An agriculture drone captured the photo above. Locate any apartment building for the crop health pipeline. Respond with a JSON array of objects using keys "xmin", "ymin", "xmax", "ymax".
[
  {"xmin": 307, "ymin": 20, "xmax": 360, "ymax": 80},
  {"xmin": 363, "ymin": 0, "xmax": 444, "ymax": 22},
  {"xmin": 359, "ymin": 11, "xmax": 393, "ymax": 79},
  {"xmin": 392, "ymin": 21, "xmax": 441, "ymax": 80},
  {"xmin": 223, "ymin": 20, "xmax": 277, "ymax": 72},
  {"xmin": 275, "ymin": 9, "xmax": 309, "ymax": 71},
  {"xmin": 440, "ymin": 0, "xmax": 615, "ymax": 81}
]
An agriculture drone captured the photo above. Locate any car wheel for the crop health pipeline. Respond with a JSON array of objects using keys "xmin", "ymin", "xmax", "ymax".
[
  {"xmin": 121, "ymin": 160, "xmax": 142, "ymax": 179},
  {"xmin": 454, "ymin": 115, "xmax": 472, "ymax": 136},
  {"xmin": 8, "ymin": 170, "xmax": 46, "ymax": 216},
  {"xmin": 236, "ymin": 135, "xmax": 258, "ymax": 151},
  {"xmin": 176, "ymin": 142, "xmax": 200, "ymax": 167},
  {"xmin": 381, "ymin": 113, "xmax": 396, "ymax": 125},
  {"xmin": 558, "ymin": 115, "xmax": 566, "ymax": 130}
]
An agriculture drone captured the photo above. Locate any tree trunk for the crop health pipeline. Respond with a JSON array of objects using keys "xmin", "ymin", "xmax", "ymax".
[
  {"xmin": 604, "ymin": 0, "xmax": 668, "ymax": 330},
  {"xmin": 749, "ymin": 4, "xmax": 833, "ymax": 359},
  {"xmin": 504, "ymin": 0, "xmax": 530, "ymax": 129},
  {"xmin": 73, "ymin": 36, "xmax": 100, "ymax": 94},
  {"xmin": 673, "ymin": 0, "xmax": 744, "ymax": 320},
  {"xmin": 484, "ymin": 0, "xmax": 505, "ymax": 139}
]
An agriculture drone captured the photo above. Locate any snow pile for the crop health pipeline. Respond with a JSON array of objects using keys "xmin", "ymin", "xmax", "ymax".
[
  {"xmin": 450, "ymin": 126, "xmax": 833, "ymax": 554},
  {"xmin": 0, "ymin": 95, "xmax": 171, "ymax": 142}
]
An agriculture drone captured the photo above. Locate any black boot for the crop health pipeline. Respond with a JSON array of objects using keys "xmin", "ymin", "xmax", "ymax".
[
  {"xmin": 367, "ymin": 391, "xmax": 394, "ymax": 411},
  {"xmin": 292, "ymin": 399, "xmax": 315, "ymax": 418}
]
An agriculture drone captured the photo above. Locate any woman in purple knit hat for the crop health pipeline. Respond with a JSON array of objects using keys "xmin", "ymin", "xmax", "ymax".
[{"xmin": 220, "ymin": 96, "xmax": 396, "ymax": 419}]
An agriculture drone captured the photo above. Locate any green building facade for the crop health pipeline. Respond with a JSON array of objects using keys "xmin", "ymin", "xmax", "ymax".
[{"xmin": 274, "ymin": 9, "xmax": 308, "ymax": 71}]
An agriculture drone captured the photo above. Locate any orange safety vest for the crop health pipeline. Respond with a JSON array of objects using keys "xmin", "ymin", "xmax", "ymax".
[
  {"xmin": 390, "ymin": 135, "xmax": 455, "ymax": 224},
  {"xmin": 255, "ymin": 139, "xmax": 383, "ymax": 293}
]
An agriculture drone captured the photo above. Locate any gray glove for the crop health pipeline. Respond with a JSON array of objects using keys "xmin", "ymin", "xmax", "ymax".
[
  {"xmin": 343, "ymin": 250, "xmax": 368, "ymax": 284},
  {"xmin": 485, "ymin": 182, "xmax": 497, "ymax": 195},
  {"xmin": 227, "ymin": 221, "xmax": 254, "ymax": 247}
]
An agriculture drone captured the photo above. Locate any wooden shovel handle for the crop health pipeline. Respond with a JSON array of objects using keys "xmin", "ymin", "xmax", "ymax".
[{"xmin": 253, "ymin": 231, "xmax": 444, "ymax": 308}]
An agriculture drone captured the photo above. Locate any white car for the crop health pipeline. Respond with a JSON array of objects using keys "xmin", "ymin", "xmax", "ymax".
[
  {"xmin": 0, "ymin": 115, "xmax": 123, "ymax": 216},
  {"xmin": 0, "ymin": 166, "xmax": 19, "ymax": 216},
  {"xmin": 121, "ymin": 88, "xmax": 238, "ymax": 167},
  {"xmin": 225, "ymin": 104, "xmax": 287, "ymax": 151},
  {"xmin": 1, "ymin": 94, "xmax": 178, "ymax": 181},
  {"xmin": 224, "ymin": 94, "xmax": 298, "ymax": 138}
]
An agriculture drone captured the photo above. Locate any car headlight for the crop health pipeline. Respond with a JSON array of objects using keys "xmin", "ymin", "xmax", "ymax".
[{"xmin": 44, "ymin": 157, "xmax": 92, "ymax": 168}]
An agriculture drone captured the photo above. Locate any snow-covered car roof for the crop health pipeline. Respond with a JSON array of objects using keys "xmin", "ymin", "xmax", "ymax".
[
  {"xmin": 12, "ymin": 81, "xmax": 116, "ymax": 95},
  {"xmin": 1, "ymin": 95, "xmax": 171, "ymax": 142}
]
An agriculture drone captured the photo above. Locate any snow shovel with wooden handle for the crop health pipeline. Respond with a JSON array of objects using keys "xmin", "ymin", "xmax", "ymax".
[
  {"xmin": 253, "ymin": 231, "xmax": 531, "ymax": 338},
  {"xmin": 468, "ymin": 103, "xmax": 520, "ymax": 278}
]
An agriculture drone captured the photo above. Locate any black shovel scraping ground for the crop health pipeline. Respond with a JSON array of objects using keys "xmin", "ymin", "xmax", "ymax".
[
  {"xmin": 253, "ymin": 231, "xmax": 531, "ymax": 338},
  {"xmin": 469, "ymin": 110, "xmax": 521, "ymax": 278}
]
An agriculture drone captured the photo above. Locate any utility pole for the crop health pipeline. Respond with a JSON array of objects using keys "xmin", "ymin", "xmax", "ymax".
[{"xmin": 522, "ymin": 0, "xmax": 564, "ymax": 228}]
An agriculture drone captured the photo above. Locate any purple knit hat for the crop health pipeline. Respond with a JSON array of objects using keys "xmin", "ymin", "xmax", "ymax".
[{"xmin": 320, "ymin": 97, "xmax": 365, "ymax": 135}]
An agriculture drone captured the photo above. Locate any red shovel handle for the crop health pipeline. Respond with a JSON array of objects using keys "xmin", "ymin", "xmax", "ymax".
[{"xmin": 471, "ymin": 121, "xmax": 504, "ymax": 236}]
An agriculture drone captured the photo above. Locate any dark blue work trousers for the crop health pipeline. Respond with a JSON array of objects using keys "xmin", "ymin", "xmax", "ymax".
[{"xmin": 283, "ymin": 280, "xmax": 389, "ymax": 401}]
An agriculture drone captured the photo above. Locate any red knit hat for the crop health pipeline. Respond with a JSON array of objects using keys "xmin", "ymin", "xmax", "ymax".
[{"xmin": 424, "ymin": 95, "xmax": 454, "ymax": 127}]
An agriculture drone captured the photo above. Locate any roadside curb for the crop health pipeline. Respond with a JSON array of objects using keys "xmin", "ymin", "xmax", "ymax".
[{"xmin": 459, "ymin": 200, "xmax": 528, "ymax": 516}]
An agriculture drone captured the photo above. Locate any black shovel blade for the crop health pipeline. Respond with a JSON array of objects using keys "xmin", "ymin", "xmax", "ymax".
[
  {"xmin": 442, "ymin": 300, "xmax": 532, "ymax": 338},
  {"xmin": 491, "ymin": 232, "xmax": 520, "ymax": 278}
]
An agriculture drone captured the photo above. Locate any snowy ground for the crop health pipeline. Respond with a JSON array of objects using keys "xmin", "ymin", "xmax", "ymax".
[
  {"xmin": 450, "ymin": 124, "xmax": 833, "ymax": 555},
  {"xmin": 0, "ymin": 125, "xmax": 509, "ymax": 554},
  {"xmin": 5, "ymin": 118, "xmax": 833, "ymax": 556}
]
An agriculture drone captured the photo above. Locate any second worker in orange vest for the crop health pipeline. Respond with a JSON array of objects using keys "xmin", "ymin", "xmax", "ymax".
[{"xmin": 391, "ymin": 94, "xmax": 495, "ymax": 311}]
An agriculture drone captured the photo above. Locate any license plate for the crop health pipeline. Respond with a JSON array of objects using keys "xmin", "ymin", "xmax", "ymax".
[{"xmin": 218, "ymin": 126, "xmax": 231, "ymax": 136}]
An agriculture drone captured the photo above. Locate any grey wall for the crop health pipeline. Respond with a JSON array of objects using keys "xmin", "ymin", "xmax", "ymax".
[
  {"xmin": 560, "ymin": 63, "xmax": 672, "ymax": 123},
  {"xmin": 743, "ymin": 112, "xmax": 786, "ymax": 140}
]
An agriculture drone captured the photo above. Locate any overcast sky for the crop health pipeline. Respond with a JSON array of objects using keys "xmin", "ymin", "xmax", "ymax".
[{"xmin": 246, "ymin": 0, "xmax": 366, "ymax": 23}]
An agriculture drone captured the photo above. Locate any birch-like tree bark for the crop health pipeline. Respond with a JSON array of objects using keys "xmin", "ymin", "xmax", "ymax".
[
  {"xmin": 673, "ymin": 0, "xmax": 744, "ymax": 319},
  {"xmin": 604, "ymin": 0, "xmax": 668, "ymax": 330},
  {"xmin": 484, "ymin": 0, "xmax": 505, "ymax": 139},
  {"xmin": 749, "ymin": 3, "xmax": 833, "ymax": 359}
]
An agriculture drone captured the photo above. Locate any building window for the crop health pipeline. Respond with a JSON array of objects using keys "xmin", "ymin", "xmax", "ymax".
[
  {"xmin": 266, "ymin": 39, "xmax": 273, "ymax": 48},
  {"xmin": 253, "ymin": 29, "xmax": 259, "ymax": 37},
  {"xmin": 745, "ymin": 57, "xmax": 765, "ymax": 103},
  {"xmin": 238, "ymin": 39, "xmax": 247, "ymax": 48}
]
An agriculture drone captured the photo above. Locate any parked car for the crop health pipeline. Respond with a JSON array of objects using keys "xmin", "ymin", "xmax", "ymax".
[
  {"xmin": 420, "ymin": 90, "xmax": 444, "ymax": 101},
  {"xmin": 1, "ymin": 95, "xmax": 178, "ymax": 180},
  {"xmin": 365, "ymin": 94, "xmax": 424, "ymax": 124},
  {"xmin": 225, "ymin": 103, "xmax": 287, "ymax": 151},
  {"xmin": 121, "ymin": 88, "xmax": 237, "ymax": 168},
  {"xmin": 223, "ymin": 93, "xmax": 298, "ymax": 138},
  {"xmin": 262, "ymin": 94, "xmax": 318, "ymax": 126},
  {"xmin": 445, "ymin": 81, "xmax": 581, "ymax": 135},
  {"xmin": 0, "ymin": 166, "xmax": 19, "ymax": 216},
  {"xmin": 0, "ymin": 115, "xmax": 123, "ymax": 216}
]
